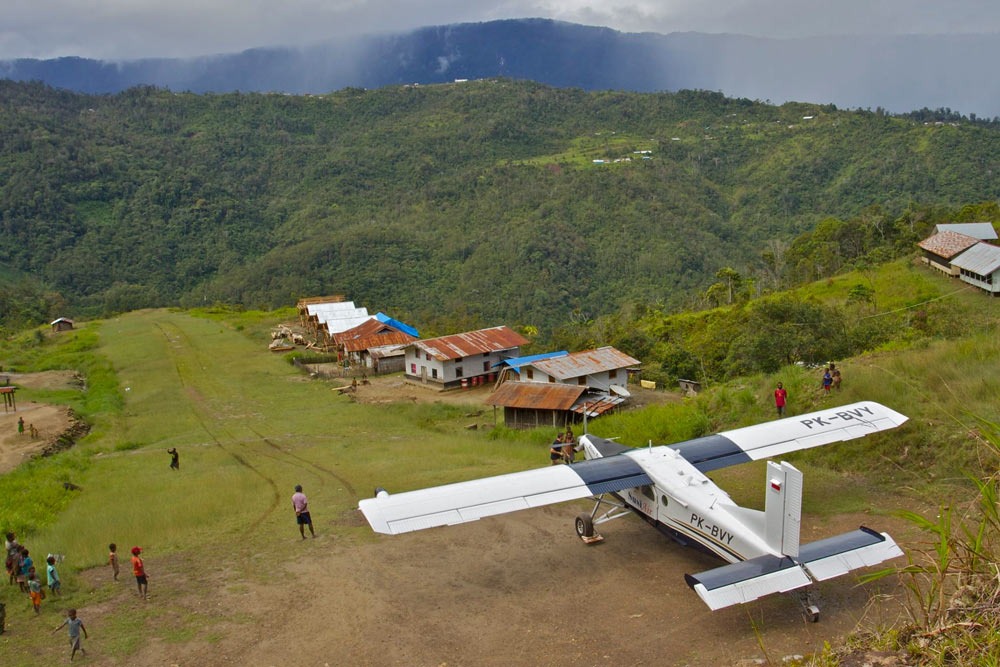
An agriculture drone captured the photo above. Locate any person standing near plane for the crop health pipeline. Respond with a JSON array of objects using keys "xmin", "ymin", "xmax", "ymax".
[{"xmin": 774, "ymin": 382, "xmax": 788, "ymax": 417}]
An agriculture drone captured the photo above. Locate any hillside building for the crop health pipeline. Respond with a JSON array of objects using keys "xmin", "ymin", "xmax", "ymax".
[
  {"xmin": 520, "ymin": 346, "xmax": 639, "ymax": 392},
  {"xmin": 332, "ymin": 314, "xmax": 419, "ymax": 374},
  {"xmin": 403, "ymin": 326, "xmax": 529, "ymax": 390},
  {"xmin": 917, "ymin": 231, "xmax": 980, "ymax": 276},
  {"xmin": 50, "ymin": 317, "xmax": 74, "ymax": 332},
  {"xmin": 951, "ymin": 243, "xmax": 1000, "ymax": 295}
]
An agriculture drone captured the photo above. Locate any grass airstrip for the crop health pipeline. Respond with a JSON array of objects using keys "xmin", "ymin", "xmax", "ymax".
[{"xmin": 0, "ymin": 293, "xmax": 998, "ymax": 664}]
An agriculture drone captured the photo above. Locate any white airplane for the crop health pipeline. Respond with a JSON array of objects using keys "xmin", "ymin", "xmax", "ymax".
[{"xmin": 359, "ymin": 401, "xmax": 907, "ymax": 620}]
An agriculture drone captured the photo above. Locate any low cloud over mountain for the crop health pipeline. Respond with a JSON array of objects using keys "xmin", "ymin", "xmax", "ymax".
[{"xmin": 3, "ymin": 19, "xmax": 998, "ymax": 117}]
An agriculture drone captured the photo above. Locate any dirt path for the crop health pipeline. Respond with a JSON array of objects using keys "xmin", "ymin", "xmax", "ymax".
[
  {"xmin": 0, "ymin": 371, "xmax": 79, "ymax": 474},
  {"xmin": 119, "ymin": 504, "xmax": 906, "ymax": 667}
]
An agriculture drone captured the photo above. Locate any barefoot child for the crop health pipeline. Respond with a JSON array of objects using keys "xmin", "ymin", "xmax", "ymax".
[
  {"xmin": 46, "ymin": 555, "xmax": 61, "ymax": 597},
  {"xmin": 27, "ymin": 570, "xmax": 43, "ymax": 614},
  {"xmin": 53, "ymin": 608, "xmax": 88, "ymax": 661},
  {"xmin": 130, "ymin": 546, "xmax": 148, "ymax": 599},
  {"xmin": 108, "ymin": 543, "xmax": 119, "ymax": 581}
]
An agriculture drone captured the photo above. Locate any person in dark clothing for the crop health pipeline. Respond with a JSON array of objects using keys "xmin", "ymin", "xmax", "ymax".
[{"xmin": 168, "ymin": 448, "xmax": 179, "ymax": 470}]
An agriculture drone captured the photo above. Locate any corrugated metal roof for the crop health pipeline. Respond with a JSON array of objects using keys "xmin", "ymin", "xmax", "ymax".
[
  {"xmin": 951, "ymin": 242, "xmax": 1000, "ymax": 275},
  {"xmin": 411, "ymin": 326, "xmax": 529, "ymax": 361},
  {"xmin": 571, "ymin": 394, "xmax": 625, "ymax": 417},
  {"xmin": 343, "ymin": 331, "xmax": 418, "ymax": 353},
  {"xmin": 918, "ymin": 231, "xmax": 980, "ymax": 259},
  {"xmin": 485, "ymin": 382, "xmax": 586, "ymax": 410},
  {"xmin": 375, "ymin": 312, "xmax": 419, "ymax": 338},
  {"xmin": 530, "ymin": 346, "xmax": 641, "ymax": 380},
  {"xmin": 935, "ymin": 223, "xmax": 999, "ymax": 241},
  {"xmin": 331, "ymin": 317, "xmax": 383, "ymax": 343},
  {"xmin": 494, "ymin": 351, "xmax": 569, "ymax": 370}
]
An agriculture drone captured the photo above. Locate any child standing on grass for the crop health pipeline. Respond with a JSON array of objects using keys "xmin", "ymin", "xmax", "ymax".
[
  {"xmin": 27, "ymin": 570, "xmax": 43, "ymax": 614},
  {"xmin": 53, "ymin": 608, "xmax": 88, "ymax": 661},
  {"xmin": 46, "ymin": 555, "xmax": 61, "ymax": 597},
  {"xmin": 18, "ymin": 547, "xmax": 32, "ymax": 592},
  {"xmin": 108, "ymin": 543, "xmax": 119, "ymax": 581},
  {"xmin": 130, "ymin": 546, "xmax": 148, "ymax": 599}
]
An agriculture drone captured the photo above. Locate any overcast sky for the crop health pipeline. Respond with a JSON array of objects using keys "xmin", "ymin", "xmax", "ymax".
[{"xmin": 3, "ymin": 0, "xmax": 999, "ymax": 61}]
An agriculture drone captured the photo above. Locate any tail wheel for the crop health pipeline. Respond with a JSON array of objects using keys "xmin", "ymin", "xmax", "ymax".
[{"xmin": 575, "ymin": 513, "xmax": 595, "ymax": 539}]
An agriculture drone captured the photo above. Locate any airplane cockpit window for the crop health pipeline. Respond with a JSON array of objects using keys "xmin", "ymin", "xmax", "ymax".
[{"xmin": 640, "ymin": 485, "xmax": 655, "ymax": 501}]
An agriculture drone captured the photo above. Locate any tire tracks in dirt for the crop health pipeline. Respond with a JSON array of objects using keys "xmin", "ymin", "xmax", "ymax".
[
  {"xmin": 154, "ymin": 320, "xmax": 282, "ymax": 535},
  {"xmin": 249, "ymin": 427, "xmax": 358, "ymax": 500}
]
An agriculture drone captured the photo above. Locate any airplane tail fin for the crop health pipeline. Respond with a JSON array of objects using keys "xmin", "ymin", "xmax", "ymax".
[
  {"xmin": 685, "ymin": 526, "xmax": 902, "ymax": 610},
  {"xmin": 764, "ymin": 461, "xmax": 802, "ymax": 557}
]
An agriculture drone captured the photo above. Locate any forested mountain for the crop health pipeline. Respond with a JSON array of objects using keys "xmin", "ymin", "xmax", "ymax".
[
  {"xmin": 3, "ymin": 19, "xmax": 1000, "ymax": 118},
  {"xmin": 1, "ymin": 79, "xmax": 999, "ymax": 334}
]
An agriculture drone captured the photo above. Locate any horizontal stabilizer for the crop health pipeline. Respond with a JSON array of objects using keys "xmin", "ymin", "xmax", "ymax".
[
  {"xmin": 685, "ymin": 554, "xmax": 812, "ymax": 611},
  {"xmin": 686, "ymin": 525, "xmax": 903, "ymax": 610},
  {"xmin": 800, "ymin": 526, "xmax": 903, "ymax": 581},
  {"xmin": 359, "ymin": 455, "xmax": 650, "ymax": 535}
]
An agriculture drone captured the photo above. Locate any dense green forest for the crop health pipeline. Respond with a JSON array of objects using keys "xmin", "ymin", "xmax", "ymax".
[{"xmin": 2, "ymin": 79, "xmax": 1000, "ymax": 336}]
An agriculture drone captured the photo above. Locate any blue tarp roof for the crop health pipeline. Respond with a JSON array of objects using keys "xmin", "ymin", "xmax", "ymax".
[
  {"xmin": 375, "ymin": 312, "xmax": 419, "ymax": 338},
  {"xmin": 493, "ymin": 350, "xmax": 569, "ymax": 370}
]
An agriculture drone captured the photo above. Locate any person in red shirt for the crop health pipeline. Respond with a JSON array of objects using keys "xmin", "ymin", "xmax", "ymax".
[
  {"xmin": 774, "ymin": 382, "xmax": 788, "ymax": 417},
  {"xmin": 130, "ymin": 546, "xmax": 149, "ymax": 599}
]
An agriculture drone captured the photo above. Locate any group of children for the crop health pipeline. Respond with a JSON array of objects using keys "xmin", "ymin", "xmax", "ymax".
[
  {"xmin": 549, "ymin": 426, "xmax": 579, "ymax": 465},
  {"xmin": 5, "ymin": 532, "xmax": 62, "ymax": 616},
  {"xmin": 2, "ymin": 533, "xmax": 150, "ymax": 660}
]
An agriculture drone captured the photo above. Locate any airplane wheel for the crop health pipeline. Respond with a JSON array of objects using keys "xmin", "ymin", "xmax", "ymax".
[{"xmin": 575, "ymin": 514, "xmax": 595, "ymax": 539}]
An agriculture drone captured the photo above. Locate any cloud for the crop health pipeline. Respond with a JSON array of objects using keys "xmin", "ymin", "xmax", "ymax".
[{"xmin": 2, "ymin": 0, "xmax": 999, "ymax": 60}]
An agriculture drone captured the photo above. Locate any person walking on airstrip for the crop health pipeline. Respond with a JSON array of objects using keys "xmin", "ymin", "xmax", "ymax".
[
  {"xmin": 774, "ymin": 382, "xmax": 788, "ymax": 417},
  {"xmin": 130, "ymin": 546, "xmax": 149, "ymax": 599},
  {"xmin": 168, "ymin": 448, "xmax": 179, "ymax": 470},
  {"xmin": 292, "ymin": 485, "xmax": 315, "ymax": 539},
  {"xmin": 53, "ymin": 608, "xmax": 88, "ymax": 661}
]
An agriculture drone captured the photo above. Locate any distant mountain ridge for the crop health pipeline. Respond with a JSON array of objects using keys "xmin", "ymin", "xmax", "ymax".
[{"xmin": 2, "ymin": 19, "xmax": 999, "ymax": 117}]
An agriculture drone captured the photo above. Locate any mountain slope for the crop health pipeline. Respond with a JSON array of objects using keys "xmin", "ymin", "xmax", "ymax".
[{"xmin": 1, "ymin": 79, "xmax": 999, "ymax": 330}]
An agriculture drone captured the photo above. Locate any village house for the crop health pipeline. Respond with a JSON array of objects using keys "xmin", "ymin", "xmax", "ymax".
[
  {"xmin": 332, "ymin": 313, "xmax": 419, "ymax": 374},
  {"xmin": 917, "ymin": 231, "xmax": 980, "ymax": 276},
  {"xmin": 50, "ymin": 317, "xmax": 74, "ymax": 332},
  {"xmin": 296, "ymin": 297, "xmax": 371, "ymax": 348},
  {"xmin": 485, "ymin": 346, "xmax": 641, "ymax": 429},
  {"xmin": 951, "ymin": 242, "xmax": 1000, "ymax": 295},
  {"xmin": 519, "ymin": 346, "xmax": 639, "ymax": 392},
  {"xmin": 403, "ymin": 326, "xmax": 529, "ymax": 390}
]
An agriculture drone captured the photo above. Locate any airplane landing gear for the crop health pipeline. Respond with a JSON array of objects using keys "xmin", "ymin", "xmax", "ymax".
[
  {"xmin": 575, "ymin": 513, "xmax": 603, "ymax": 543},
  {"xmin": 798, "ymin": 589, "xmax": 820, "ymax": 622}
]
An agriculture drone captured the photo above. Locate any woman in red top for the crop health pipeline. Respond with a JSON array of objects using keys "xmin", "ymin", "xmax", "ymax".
[{"xmin": 131, "ymin": 547, "xmax": 149, "ymax": 599}]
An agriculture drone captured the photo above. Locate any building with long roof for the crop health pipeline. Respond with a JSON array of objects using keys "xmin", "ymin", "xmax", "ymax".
[{"xmin": 403, "ymin": 326, "xmax": 528, "ymax": 390}]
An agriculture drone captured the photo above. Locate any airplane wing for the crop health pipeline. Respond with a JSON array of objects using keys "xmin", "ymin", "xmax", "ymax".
[
  {"xmin": 670, "ymin": 401, "xmax": 908, "ymax": 473},
  {"xmin": 359, "ymin": 455, "xmax": 651, "ymax": 535}
]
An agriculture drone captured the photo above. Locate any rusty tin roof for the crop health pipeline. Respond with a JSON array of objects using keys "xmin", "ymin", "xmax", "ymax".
[
  {"xmin": 411, "ymin": 326, "xmax": 529, "ymax": 361},
  {"xmin": 529, "ymin": 346, "xmax": 640, "ymax": 380},
  {"xmin": 486, "ymin": 382, "xmax": 586, "ymax": 410}
]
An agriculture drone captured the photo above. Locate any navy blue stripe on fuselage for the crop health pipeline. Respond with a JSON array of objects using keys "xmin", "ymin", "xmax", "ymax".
[
  {"xmin": 570, "ymin": 456, "xmax": 651, "ymax": 495},
  {"xmin": 669, "ymin": 434, "xmax": 751, "ymax": 473}
]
